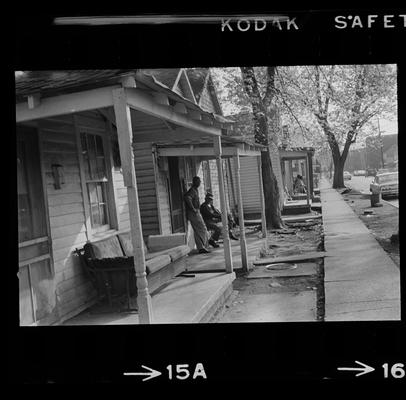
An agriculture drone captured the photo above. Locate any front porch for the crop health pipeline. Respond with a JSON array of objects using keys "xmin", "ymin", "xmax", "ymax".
[{"xmin": 62, "ymin": 229, "xmax": 264, "ymax": 325}]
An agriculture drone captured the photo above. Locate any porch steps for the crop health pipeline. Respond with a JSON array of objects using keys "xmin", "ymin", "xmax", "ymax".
[{"xmin": 152, "ymin": 272, "xmax": 236, "ymax": 324}]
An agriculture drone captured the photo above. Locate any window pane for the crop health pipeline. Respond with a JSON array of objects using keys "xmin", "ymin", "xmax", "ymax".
[
  {"xmin": 96, "ymin": 157, "xmax": 106, "ymax": 180},
  {"xmin": 88, "ymin": 182, "xmax": 98, "ymax": 204},
  {"xmin": 81, "ymin": 134, "xmax": 91, "ymax": 180},
  {"xmin": 99, "ymin": 203, "xmax": 107, "ymax": 226},
  {"xmin": 87, "ymin": 135, "xmax": 97, "ymax": 180},
  {"xmin": 96, "ymin": 182, "xmax": 103, "ymax": 202},
  {"xmin": 17, "ymin": 142, "xmax": 34, "ymax": 242},
  {"xmin": 82, "ymin": 134, "xmax": 110, "ymax": 229},
  {"xmin": 95, "ymin": 135, "xmax": 104, "ymax": 157},
  {"xmin": 91, "ymin": 204, "xmax": 101, "ymax": 226}
]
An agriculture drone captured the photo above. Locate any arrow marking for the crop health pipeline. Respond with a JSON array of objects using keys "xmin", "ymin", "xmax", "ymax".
[
  {"xmin": 124, "ymin": 365, "xmax": 162, "ymax": 381},
  {"xmin": 337, "ymin": 360, "xmax": 375, "ymax": 377}
]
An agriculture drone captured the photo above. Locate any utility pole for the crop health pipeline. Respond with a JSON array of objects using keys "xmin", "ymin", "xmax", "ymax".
[{"xmin": 377, "ymin": 117, "xmax": 385, "ymax": 168}]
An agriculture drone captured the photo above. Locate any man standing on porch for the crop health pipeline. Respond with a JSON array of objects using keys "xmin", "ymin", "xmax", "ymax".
[{"xmin": 184, "ymin": 176, "xmax": 211, "ymax": 254}]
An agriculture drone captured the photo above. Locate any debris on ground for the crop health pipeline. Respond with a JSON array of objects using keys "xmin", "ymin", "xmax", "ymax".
[
  {"xmin": 269, "ymin": 228, "xmax": 296, "ymax": 234},
  {"xmin": 211, "ymin": 212, "xmax": 326, "ymax": 323},
  {"xmin": 341, "ymin": 189, "xmax": 399, "ymax": 267}
]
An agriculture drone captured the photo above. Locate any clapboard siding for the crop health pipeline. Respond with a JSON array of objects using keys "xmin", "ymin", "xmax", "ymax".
[
  {"xmin": 133, "ymin": 142, "xmax": 160, "ymax": 237},
  {"xmin": 235, "ymin": 157, "xmax": 261, "ymax": 214},
  {"xmin": 230, "ymin": 146, "xmax": 285, "ymax": 216},
  {"xmin": 37, "ymin": 112, "xmax": 113, "ymax": 324}
]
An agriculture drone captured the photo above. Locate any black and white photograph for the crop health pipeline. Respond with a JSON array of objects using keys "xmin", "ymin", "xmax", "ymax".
[
  {"xmin": 10, "ymin": 8, "xmax": 405, "ymax": 384},
  {"xmin": 15, "ymin": 64, "xmax": 400, "ymax": 326}
]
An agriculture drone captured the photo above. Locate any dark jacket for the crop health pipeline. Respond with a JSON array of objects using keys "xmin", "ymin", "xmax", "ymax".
[{"xmin": 200, "ymin": 201, "xmax": 221, "ymax": 223}]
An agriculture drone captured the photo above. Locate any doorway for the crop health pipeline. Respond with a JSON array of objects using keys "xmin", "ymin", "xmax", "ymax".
[
  {"xmin": 167, "ymin": 157, "xmax": 185, "ymax": 233},
  {"xmin": 17, "ymin": 126, "xmax": 53, "ymax": 325}
]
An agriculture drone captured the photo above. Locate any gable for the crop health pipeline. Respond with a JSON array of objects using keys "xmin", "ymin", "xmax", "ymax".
[
  {"xmin": 199, "ymin": 84, "xmax": 220, "ymax": 114},
  {"xmin": 172, "ymin": 70, "xmax": 196, "ymax": 103}
]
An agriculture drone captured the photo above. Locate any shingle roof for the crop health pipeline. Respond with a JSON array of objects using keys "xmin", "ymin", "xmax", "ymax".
[
  {"xmin": 15, "ymin": 69, "xmax": 235, "ymax": 126},
  {"xmin": 15, "ymin": 70, "xmax": 135, "ymax": 101},
  {"xmin": 140, "ymin": 68, "xmax": 181, "ymax": 89}
]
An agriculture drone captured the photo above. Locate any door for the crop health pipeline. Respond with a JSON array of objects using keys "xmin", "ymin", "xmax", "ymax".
[
  {"xmin": 167, "ymin": 157, "xmax": 185, "ymax": 233},
  {"xmin": 17, "ymin": 126, "xmax": 53, "ymax": 325}
]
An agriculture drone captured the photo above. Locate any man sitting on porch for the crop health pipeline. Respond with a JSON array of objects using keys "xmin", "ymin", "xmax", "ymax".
[
  {"xmin": 184, "ymin": 176, "xmax": 212, "ymax": 254},
  {"xmin": 200, "ymin": 192, "xmax": 239, "ymax": 245}
]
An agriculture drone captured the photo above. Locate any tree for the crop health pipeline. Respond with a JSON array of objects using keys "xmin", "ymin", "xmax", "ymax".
[
  {"xmin": 211, "ymin": 67, "xmax": 285, "ymax": 229},
  {"xmin": 240, "ymin": 67, "xmax": 284, "ymax": 229},
  {"xmin": 276, "ymin": 65, "xmax": 397, "ymax": 188}
]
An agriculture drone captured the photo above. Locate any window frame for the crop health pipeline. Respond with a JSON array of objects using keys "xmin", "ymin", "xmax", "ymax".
[{"xmin": 80, "ymin": 131, "xmax": 112, "ymax": 235}]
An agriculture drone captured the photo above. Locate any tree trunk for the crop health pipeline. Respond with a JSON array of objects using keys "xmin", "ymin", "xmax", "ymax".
[
  {"xmin": 261, "ymin": 151, "xmax": 284, "ymax": 229},
  {"xmin": 332, "ymin": 158, "xmax": 345, "ymax": 188},
  {"xmin": 240, "ymin": 66, "xmax": 284, "ymax": 230}
]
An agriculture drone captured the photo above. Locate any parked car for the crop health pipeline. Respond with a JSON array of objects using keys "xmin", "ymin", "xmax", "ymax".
[
  {"xmin": 343, "ymin": 171, "xmax": 352, "ymax": 180},
  {"xmin": 365, "ymin": 168, "xmax": 377, "ymax": 177},
  {"xmin": 370, "ymin": 171, "xmax": 398, "ymax": 199},
  {"xmin": 353, "ymin": 170, "xmax": 366, "ymax": 176}
]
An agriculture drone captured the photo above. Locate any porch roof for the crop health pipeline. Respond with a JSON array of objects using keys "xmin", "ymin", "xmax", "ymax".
[
  {"xmin": 156, "ymin": 135, "xmax": 266, "ymax": 158},
  {"xmin": 15, "ymin": 70, "xmax": 233, "ymax": 128},
  {"xmin": 279, "ymin": 146, "xmax": 315, "ymax": 159}
]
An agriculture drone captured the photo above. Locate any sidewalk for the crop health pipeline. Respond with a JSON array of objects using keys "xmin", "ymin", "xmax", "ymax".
[{"xmin": 320, "ymin": 179, "xmax": 400, "ymax": 321}]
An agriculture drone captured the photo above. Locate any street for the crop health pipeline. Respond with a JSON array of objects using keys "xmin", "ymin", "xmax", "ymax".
[{"xmin": 345, "ymin": 175, "xmax": 399, "ymax": 208}]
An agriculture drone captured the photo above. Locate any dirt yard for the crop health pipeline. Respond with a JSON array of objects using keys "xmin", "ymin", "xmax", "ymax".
[
  {"xmin": 211, "ymin": 215, "xmax": 326, "ymax": 323},
  {"xmin": 341, "ymin": 189, "xmax": 399, "ymax": 268}
]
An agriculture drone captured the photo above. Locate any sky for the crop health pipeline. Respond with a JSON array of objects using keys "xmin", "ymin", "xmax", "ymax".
[{"xmin": 379, "ymin": 118, "xmax": 397, "ymax": 135}]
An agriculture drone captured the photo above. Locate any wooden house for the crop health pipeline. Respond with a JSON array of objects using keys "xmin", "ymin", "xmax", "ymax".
[{"xmin": 16, "ymin": 69, "xmax": 266, "ymax": 325}]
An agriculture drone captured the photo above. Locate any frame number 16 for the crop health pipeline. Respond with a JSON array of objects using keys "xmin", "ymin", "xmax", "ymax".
[{"xmin": 382, "ymin": 363, "xmax": 405, "ymax": 379}]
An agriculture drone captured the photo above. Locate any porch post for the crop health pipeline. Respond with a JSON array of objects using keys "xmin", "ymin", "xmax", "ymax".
[
  {"xmin": 233, "ymin": 152, "xmax": 248, "ymax": 272},
  {"xmin": 213, "ymin": 136, "xmax": 233, "ymax": 273},
  {"xmin": 287, "ymin": 160, "xmax": 293, "ymax": 193},
  {"xmin": 308, "ymin": 152, "xmax": 314, "ymax": 197},
  {"xmin": 257, "ymin": 155, "xmax": 267, "ymax": 238},
  {"xmin": 305, "ymin": 156, "xmax": 311, "ymax": 207},
  {"xmin": 112, "ymin": 87, "xmax": 153, "ymax": 324}
]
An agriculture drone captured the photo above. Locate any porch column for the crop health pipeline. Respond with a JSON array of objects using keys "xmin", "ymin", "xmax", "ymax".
[
  {"xmin": 287, "ymin": 160, "xmax": 293, "ymax": 193},
  {"xmin": 305, "ymin": 156, "xmax": 311, "ymax": 207},
  {"xmin": 257, "ymin": 155, "xmax": 267, "ymax": 238},
  {"xmin": 308, "ymin": 152, "xmax": 314, "ymax": 196},
  {"xmin": 233, "ymin": 152, "xmax": 248, "ymax": 272},
  {"xmin": 213, "ymin": 136, "xmax": 233, "ymax": 273},
  {"xmin": 112, "ymin": 87, "xmax": 153, "ymax": 324}
]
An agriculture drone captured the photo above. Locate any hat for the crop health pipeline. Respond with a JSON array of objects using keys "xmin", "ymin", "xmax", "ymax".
[{"xmin": 205, "ymin": 192, "xmax": 214, "ymax": 199}]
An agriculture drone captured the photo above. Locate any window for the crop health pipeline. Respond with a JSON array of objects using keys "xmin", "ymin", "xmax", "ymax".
[{"xmin": 80, "ymin": 132, "xmax": 110, "ymax": 232}]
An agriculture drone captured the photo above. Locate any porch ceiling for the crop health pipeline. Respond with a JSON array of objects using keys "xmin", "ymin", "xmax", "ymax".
[
  {"xmin": 156, "ymin": 137, "xmax": 266, "ymax": 158},
  {"xmin": 129, "ymin": 109, "xmax": 222, "ymax": 144}
]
